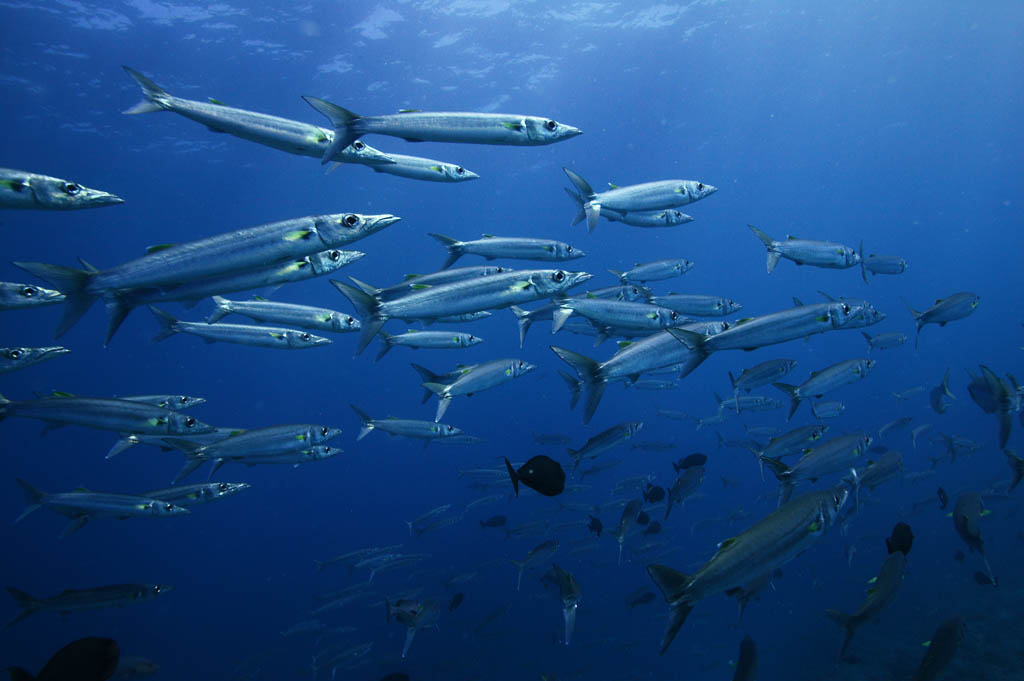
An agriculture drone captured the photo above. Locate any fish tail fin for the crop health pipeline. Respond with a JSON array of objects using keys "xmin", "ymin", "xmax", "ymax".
[
  {"xmin": 102, "ymin": 293, "xmax": 136, "ymax": 346},
  {"xmin": 374, "ymin": 332, "xmax": 393, "ymax": 362},
  {"xmin": 410, "ymin": 363, "xmax": 441, "ymax": 405},
  {"xmin": 172, "ymin": 456, "xmax": 204, "ymax": 484},
  {"xmin": 350, "ymin": 404, "xmax": 374, "ymax": 441},
  {"xmin": 122, "ymin": 65, "xmax": 171, "ymax": 114},
  {"xmin": 428, "ymin": 233, "xmax": 464, "ymax": 270},
  {"xmin": 148, "ymin": 305, "xmax": 180, "ymax": 342},
  {"xmin": 13, "ymin": 261, "xmax": 96, "ymax": 337},
  {"xmin": 509, "ymin": 306, "xmax": 532, "ymax": 348},
  {"xmin": 549, "ymin": 345, "xmax": 605, "ymax": 424},
  {"xmin": 563, "ymin": 187, "xmax": 587, "ymax": 226},
  {"xmin": 301, "ymin": 96, "xmax": 361, "ymax": 164},
  {"xmin": 561, "ymin": 168, "xmax": 599, "ymax": 230},
  {"xmin": 607, "ymin": 268, "xmax": 625, "ymax": 284},
  {"xmin": 1006, "ymin": 450, "xmax": 1024, "ymax": 492},
  {"xmin": 773, "ymin": 382, "xmax": 801, "ymax": 420},
  {"xmin": 824, "ymin": 609, "xmax": 856, "ymax": 657},
  {"xmin": 558, "ymin": 371, "xmax": 582, "ymax": 411},
  {"xmin": 861, "ymin": 332, "xmax": 873, "ymax": 352},
  {"xmin": 550, "ymin": 307, "xmax": 573, "ymax": 334},
  {"xmin": 859, "ymin": 240, "xmax": 868, "ymax": 284},
  {"xmin": 504, "ymin": 457, "xmax": 520, "ymax": 497},
  {"xmin": 902, "ymin": 298, "xmax": 924, "ymax": 348},
  {"xmin": 106, "ymin": 434, "xmax": 139, "ymax": 459},
  {"xmin": 759, "ymin": 455, "xmax": 789, "ymax": 481},
  {"xmin": 5, "ymin": 587, "xmax": 39, "ymax": 627},
  {"xmin": 646, "ymin": 564, "xmax": 693, "ymax": 655},
  {"xmin": 330, "ymin": 280, "xmax": 384, "ymax": 355},
  {"xmin": 940, "ymin": 368, "xmax": 955, "ymax": 399},
  {"xmin": 13, "ymin": 479, "xmax": 45, "ymax": 524},
  {"xmin": 747, "ymin": 225, "xmax": 780, "ymax": 273},
  {"xmin": 727, "ymin": 371, "xmax": 738, "ymax": 391},
  {"xmin": 207, "ymin": 296, "xmax": 232, "ymax": 324}
]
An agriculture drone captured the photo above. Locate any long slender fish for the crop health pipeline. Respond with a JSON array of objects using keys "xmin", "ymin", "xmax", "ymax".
[
  {"xmin": 421, "ymin": 358, "xmax": 536, "ymax": 421},
  {"xmin": 0, "ymin": 282, "xmax": 65, "ymax": 309},
  {"xmin": 362, "ymin": 152, "xmax": 479, "ymax": 182},
  {"xmin": 904, "ymin": 292, "xmax": 980, "ymax": 348},
  {"xmin": 647, "ymin": 488, "xmax": 847, "ymax": 654},
  {"xmin": 0, "ymin": 346, "xmax": 70, "ymax": 374},
  {"xmin": 773, "ymin": 358, "xmax": 876, "ymax": 419},
  {"xmin": 609, "ymin": 259, "xmax": 693, "ymax": 284},
  {"xmin": 16, "ymin": 212, "xmax": 398, "ymax": 338},
  {"xmin": 762, "ymin": 433, "xmax": 872, "ymax": 504},
  {"xmin": 351, "ymin": 404, "xmax": 463, "ymax": 444},
  {"xmin": 912, "ymin": 616, "xmax": 965, "ymax": 681},
  {"xmin": 144, "ymin": 482, "xmax": 251, "ymax": 506},
  {"xmin": 377, "ymin": 330, "xmax": 482, "ymax": 361},
  {"xmin": 6, "ymin": 584, "xmax": 173, "ymax": 627},
  {"xmin": 728, "ymin": 359, "xmax": 797, "ymax": 399},
  {"xmin": 552, "ymin": 299, "xmax": 686, "ymax": 335},
  {"xmin": 122, "ymin": 66, "xmax": 394, "ymax": 167},
  {"xmin": 0, "ymin": 167, "xmax": 123, "ymax": 210},
  {"xmin": 565, "ymin": 189, "xmax": 695, "ymax": 228},
  {"xmin": 651, "ymin": 294, "xmax": 742, "ymax": 317},
  {"xmin": 862, "ymin": 331, "xmax": 907, "ymax": 352},
  {"xmin": 429, "ymin": 233, "xmax": 585, "ymax": 269},
  {"xmin": 207, "ymin": 296, "xmax": 360, "ymax": 334},
  {"xmin": 303, "ymin": 96, "xmax": 582, "ymax": 163},
  {"xmin": 149, "ymin": 307, "xmax": 331, "ymax": 350},
  {"xmin": 563, "ymin": 168, "xmax": 716, "ymax": 232},
  {"xmin": 0, "ymin": 393, "xmax": 214, "ymax": 436},
  {"xmin": 748, "ymin": 225, "xmax": 860, "ymax": 274}
]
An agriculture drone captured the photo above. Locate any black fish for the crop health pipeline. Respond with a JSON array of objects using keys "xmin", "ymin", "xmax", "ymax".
[
  {"xmin": 505, "ymin": 456, "xmax": 565, "ymax": 497},
  {"xmin": 673, "ymin": 453, "xmax": 707, "ymax": 473},
  {"xmin": 732, "ymin": 634, "xmax": 758, "ymax": 681},
  {"xmin": 953, "ymin": 550, "xmax": 965, "ymax": 563},
  {"xmin": 885, "ymin": 522, "xmax": 914, "ymax": 556},
  {"xmin": 643, "ymin": 521, "xmax": 662, "ymax": 536},
  {"xmin": 937, "ymin": 487, "xmax": 948, "ymax": 510},
  {"xmin": 635, "ymin": 510, "xmax": 650, "ymax": 526},
  {"xmin": 8, "ymin": 637, "xmax": 119, "ymax": 681},
  {"xmin": 913, "ymin": 616, "xmax": 965, "ymax": 681},
  {"xmin": 642, "ymin": 483, "xmax": 665, "ymax": 503},
  {"xmin": 587, "ymin": 515, "xmax": 602, "ymax": 537},
  {"xmin": 480, "ymin": 515, "xmax": 507, "ymax": 528},
  {"xmin": 448, "ymin": 592, "xmax": 464, "ymax": 612},
  {"xmin": 973, "ymin": 571, "xmax": 997, "ymax": 586}
]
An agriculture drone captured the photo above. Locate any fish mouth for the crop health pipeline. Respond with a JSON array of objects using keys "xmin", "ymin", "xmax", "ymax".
[
  {"xmin": 462, "ymin": 170, "xmax": 481, "ymax": 180},
  {"xmin": 39, "ymin": 346, "xmax": 71, "ymax": 359},
  {"xmin": 84, "ymin": 191, "xmax": 126, "ymax": 207},
  {"xmin": 370, "ymin": 214, "xmax": 402, "ymax": 228}
]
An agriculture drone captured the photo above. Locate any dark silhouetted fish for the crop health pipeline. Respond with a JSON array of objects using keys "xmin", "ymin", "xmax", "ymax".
[
  {"xmin": 732, "ymin": 634, "xmax": 757, "ymax": 681},
  {"xmin": 912, "ymin": 616, "xmax": 965, "ymax": 681},
  {"xmin": 644, "ymin": 521, "xmax": 662, "ymax": 536},
  {"xmin": 448, "ymin": 592, "xmax": 464, "ymax": 612},
  {"xmin": 973, "ymin": 571, "xmax": 996, "ymax": 586},
  {"xmin": 8, "ymin": 637, "xmax": 119, "ymax": 681},
  {"xmin": 642, "ymin": 483, "xmax": 665, "ymax": 503},
  {"xmin": 885, "ymin": 522, "xmax": 914, "ymax": 556},
  {"xmin": 480, "ymin": 515, "xmax": 507, "ymax": 529},
  {"xmin": 673, "ymin": 453, "xmax": 707, "ymax": 473},
  {"xmin": 505, "ymin": 455, "xmax": 565, "ymax": 497},
  {"xmin": 587, "ymin": 515, "xmax": 602, "ymax": 537},
  {"xmin": 937, "ymin": 487, "xmax": 948, "ymax": 510}
]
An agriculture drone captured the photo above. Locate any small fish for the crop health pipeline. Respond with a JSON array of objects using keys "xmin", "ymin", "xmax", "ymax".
[
  {"xmin": 587, "ymin": 515, "xmax": 602, "ymax": 537},
  {"xmin": 973, "ymin": 571, "xmax": 996, "ymax": 586},
  {"xmin": 811, "ymin": 401, "xmax": 846, "ymax": 419},
  {"xmin": 886, "ymin": 522, "xmax": 914, "ymax": 556},
  {"xmin": 937, "ymin": 488, "xmax": 949, "ymax": 510},
  {"xmin": 672, "ymin": 454, "xmax": 707, "ymax": 473},
  {"xmin": 748, "ymin": 225, "xmax": 860, "ymax": 273},
  {"xmin": 609, "ymin": 259, "xmax": 693, "ymax": 284},
  {"xmin": 0, "ymin": 168, "xmax": 124, "ymax": 210},
  {"xmin": 7, "ymin": 637, "xmax": 120, "ymax": 680},
  {"xmin": 505, "ymin": 455, "xmax": 565, "ymax": 497},
  {"xmin": 448, "ymin": 592, "xmax": 464, "ymax": 612},
  {"xmin": 861, "ymin": 331, "xmax": 907, "ymax": 352},
  {"xmin": 636, "ymin": 511, "xmax": 651, "ymax": 526},
  {"xmin": 878, "ymin": 417, "xmax": 913, "ymax": 439},
  {"xmin": 480, "ymin": 515, "xmax": 507, "ymax": 529},
  {"xmin": 893, "ymin": 386, "xmax": 927, "ymax": 401},
  {"xmin": 1005, "ymin": 450, "xmax": 1024, "ymax": 492},
  {"xmin": 642, "ymin": 484, "xmax": 666, "ymax": 503},
  {"xmin": 904, "ymin": 292, "xmax": 980, "ymax": 349}
]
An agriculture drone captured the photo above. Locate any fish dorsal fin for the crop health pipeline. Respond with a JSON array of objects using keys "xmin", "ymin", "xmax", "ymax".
[
  {"xmin": 404, "ymin": 273, "xmax": 421, "ymax": 281},
  {"xmin": 208, "ymin": 97, "xmax": 227, "ymax": 106},
  {"xmin": 146, "ymin": 243, "xmax": 177, "ymax": 254},
  {"xmin": 617, "ymin": 341, "xmax": 633, "ymax": 349},
  {"xmin": 397, "ymin": 108, "xmax": 422, "ymax": 113}
]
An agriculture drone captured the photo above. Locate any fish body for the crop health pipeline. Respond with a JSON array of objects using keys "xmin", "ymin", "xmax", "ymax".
[
  {"xmin": 511, "ymin": 540, "xmax": 560, "ymax": 590},
  {"xmin": 553, "ymin": 298, "xmax": 686, "ymax": 336},
  {"xmin": 762, "ymin": 433, "xmax": 871, "ymax": 503},
  {"xmin": 423, "ymin": 358, "xmax": 535, "ymax": 421},
  {"xmin": 378, "ymin": 266, "xmax": 509, "ymax": 301},
  {"xmin": 665, "ymin": 466, "xmax": 705, "ymax": 520},
  {"xmin": 904, "ymin": 292, "xmax": 980, "ymax": 348},
  {"xmin": 609, "ymin": 259, "xmax": 693, "ymax": 284},
  {"xmin": 602, "ymin": 207, "xmax": 694, "ymax": 228},
  {"xmin": 863, "ymin": 254, "xmax": 908, "ymax": 276},
  {"xmin": 207, "ymin": 296, "xmax": 360, "ymax": 333},
  {"xmin": 369, "ymin": 152, "xmax": 479, "ymax": 182},
  {"xmin": 647, "ymin": 488, "xmax": 847, "ymax": 653},
  {"xmin": 824, "ymin": 551, "xmax": 906, "ymax": 657},
  {"xmin": 0, "ymin": 167, "xmax": 123, "ymax": 210},
  {"xmin": 652, "ymin": 294, "xmax": 742, "ymax": 317},
  {"xmin": 613, "ymin": 499, "xmax": 643, "ymax": 563},
  {"xmin": 376, "ymin": 329, "xmax": 481, "ymax": 361},
  {"xmin": 728, "ymin": 359, "xmax": 798, "ymax": 398},
  {"xmin": 143, "ymin": 482, "xmax": 251, "ymax": 506},
  {"xmin": 149, "ymin": 307, "xmax": 330, "ymax": 349},
  {"xmin": 715, "ymin": 393, "xmax": 782, "ymax": 415},
  {"xmin": 812, "ymin": 401, "xmax": 845, "ymax": 419},
  {"xmin": 851, "ymin": 450, "xmax": 904, "ymax": 492},
  {"xmin": 563, "ymin": 168, "xmax": 716, "ymax": 232},
  {"xmin": 547, "ymin": 563, "xmax": 581, "ymax": 644},
  {"xmin": 751, "ymin": 425, "xmax": 829, "ymax": 461},
  {"xmin": 430, "ymin": 233, "xmax": 584, "ymax": 269},
  {"xmin": 913, "ymin": 617, "xmax": 965, "ymax": 681},
  {"xmin": 0, "ymin": 346, "xmax": 70, "ymax": 374},
  {"xmin": 773, "ymin": 358, "xmax": 876, "ymax": 419},
  {"xmin": 567, "ymin": 421, "xmax": 643, "ymax": 470},
  {"xmin": 0, "ymin": 282, "xmax": 64, "ymax": 309},
  {"xmin": 972, "ymin": 365, "xmax": 1016, "ymax": 447},
  {"xmin": 7, "ymin": 584, "xmax": 172, "ymax": 626},
  {"xmin": 123, "ymin": 67, "xmax": 393, "ymax": 166},
  {"xmin": 0, "ymin": 393, "xmax": 213, "ymax": 436},
  {"xmin": 748, "ymin": 225, "xmax": 860, "ymax": 273},
  {"xmin": 732, "ymin": 635, "xmax": 758, "ymax": 681},
  {"xmin": 351, "ymin": 404, "xmax": 462, "ymax": 443},
  {"xmin": 862, "ymin": 331, "xmax": 907, "ymax": 351}
]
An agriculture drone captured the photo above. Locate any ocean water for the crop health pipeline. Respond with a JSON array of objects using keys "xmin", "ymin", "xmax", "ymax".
[{"xmin": 1, "ymin": 1, "xmax": 1023, "ymax": 679}]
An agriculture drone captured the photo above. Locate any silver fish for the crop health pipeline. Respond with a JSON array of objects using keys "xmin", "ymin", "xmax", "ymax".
[
  {"xmin": 430, "ymin": 233, "xmax": 584, "ymax": 269},
  {"xmin": 748, "ymin": 225, "xmax": 860, "ymax": 273},
  {"xmin": 0, "ymin": 167, "xmax": 123, "ymax": 210},
  {"xmin": 904, "ymin": 292, "xmax": 980, "ymax": 348},
  {"xmin": 149, "ymin": 307, "xmax": 331, "ymax": 350},
  {"xmin": 207, "ymin": 296, "xmax": 360, "ymax": 334},
  {"xmin": 0, "ymin": 346, "xmax": 70, "ymax": 374},
  {"xmin": 0, "ymin": 282, "xmax": 64, "ymax": 309}
]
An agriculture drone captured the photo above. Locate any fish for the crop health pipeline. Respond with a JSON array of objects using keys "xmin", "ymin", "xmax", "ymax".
[
  {"xmin": 17, "ymin": 212, "xmax": 397, "ymax": 339},
  {"xmin": 602, "ymin": 207, "xmax": 694, "ymax": 228},
  {"xmin": 672, "ymin": 454, "xmax": 708, "ymax": 473},
  {"xmin": 728, "ymin": 359, "xmax": 797, "ymax": 398},
  {"xmin": 511, "ymin": 539, "xmax": 560, "ymax": 590},
  {"xmin": 334, "ymin": 268, "xmax": 591, "ymax": 354},
  {"xmin": 644, "ymin": 521, "xmax": 663, "ymax": 536},
  {"xmin": 122, "ymin": 66, "xmax": 394, "ymax": 167},
  {"xmin": 952, "ymin": 492, "xmax": 997, "ymax": 585},
  {"xmin": 0, "ymin": 346, "xmax": 70, "ymax": 374},
  {"xmin": 113, "ymin": 656, "xmax": 159, "ymax": 679},
  {"xmin": 824, "ymin": 551, "xmax": 907, "ymax": 657},
  {"xmin": 552, "ymin": 298, "xmax": 688, "ymax": 339},
  {"xmin": 912, "ymin": 616, "xmax": 965, "ymax": 681},
  {"xmin": 731, "ymin": 569, "xmax": 782, "ymax": 622},
  {"xmin": 563, "ymin": 168, "xmax": 716, "ymax": 232},
  {"xmin": 773, "ymin": 358, "xmax": 875, "ymax": 420},
  {"xmin": 304, "ymin": 97, "xmax": 583, "ymax": 162},
  {"xmin": 715, "ymin": 393, "xmax": 783, "ymax": 416},
  {"xmin": 429, "ymin": 233, "xmax": 585, "ymax": 269},
  {"xmin": 0, "ymin": 167, "xmax": 123, "ymax": 210},
  {"xmin": 376, "ymin": 329, "xmax": 482, "ymax": 361},
  {"xmin": 973, "ymin": 571, "xmax": 996, "ymax": 586},
  {"xmin": 1005, "ymin": 450, "xmax": 1024, "ymax": 492},
  {"xmin": 894, "ymin": 386, "xmax": 927, "ymax": 401},
  {"xmin": 378, "ymin": 266, "xmax": 510, "ymax": 302},
  {"xmin": 878, "ymin": 417, "xmax": 913, "ymax": 439},
  {"xmin": 6, "ymin": 584, "xmax": 173, "ymax": 626},
  {"xmin": 643, "ymin": 484, "xmax": 667, "ymax": 503},
  {"xmin": 970, "ymin": 365, "xmax": 1017, "ymax": 447},
  {"xmin": 546, "ymin": 563, "xmax": 581, "ymax": 644},
  {"xmin": 0, "ymin": 281, "xmax": 65, "ymax": 309},
  {"xmin": 0, "ymin": 393, "xmax": 214, "ymax": 438},
  {"xmin": 731, "ymin": 635, "xmax": 758, "ymax": 681},
  {"xmin": 747, "ymin": 225, "xmax": 860, "ymax": 273},
  {"xmin": 506, "ymin": 455, "xmax": 566, "ymax": 497},
  {"xmin": 364, "ymin": 152, "xmax": 479, "ymax": 182},
  {"xmin": 404, "ymin": 504, "xmax": 454, "ymax": 534},
  {"xmin": 149, "ymin": 307, "xmax": 331, "ymax": 349},
  {"xmin": 912, "ymin": 424, "xmax": 934, "ymax": 450},
  {"xmin": 628, "ymin": 589, "xmax": 656, "ymax": 607},
  {"xmin": 140, "ymin": 482, "xmax": 251, "ymax": 507},
  {"xmin": 447, "ymin": 592, "xmax": 464, "ymax": 613},
  {"xmin": 207, "ymin": 296, "xmax": 361, "ymax": 334},
  {"xmin": 861, "ymin": 331, "xmax": 907, "ymax": 352},
  {"xmin": 904, "ymin": 292, "xmax": 980, "ymax": 348},
  {"xmin": 851, "ymin": 451, "xmax": 904, "ymax": 494},
  {"xmin": 587, "ymin": 515, "xmax": 603, "ymax": 537},
  {"xmin": 7, "ymin": 637, "xmax": 120, "ymax": 680},
  {"xmin": 647, "ymin": 488, "xmax": 847, "ymax": 654},
  {"xmin": 665, "ymin": 466, "xmax": 705, "ymax": 520},
  {"xmin": 479, "ymin": 515, "xmax": 507, "ymax": 529},
  {"xmin": 567, "ymin": 421, "xmax": 643, "ymax": 471},
  {"xmin": 422, "ymin": 358, "xmax": 537, "ymax": 421},
  {"xmin": 937, "ymin": 487, "xmax": 949, "ymax": 510},
  {"xmin": 650, "ymin": 293, "xmax": 742, "ymax": 317},
  {"xmin": 762, "ymin": 433, "xmax": 871, "ymax": 505},
  {"xmin": 861, "ymin": 253, "xmax": 908, "ymax": 278},
  {"xmin": 929, "ymin": 369, "xmax": 956, "ymax": 414},
  {"xmin": 811, "ymin": 401, "xmax": 845, "ymax": 419},
  {"xmin": 609, "ymin": 259, "xmax": 694, "ymax": 284},
  {"xmin": 613, "ymin": 499, "xmax": 643, "ymax": 563}
]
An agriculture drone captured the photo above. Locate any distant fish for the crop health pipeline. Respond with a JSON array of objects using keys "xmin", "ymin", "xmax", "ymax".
[
  {"xmin": 8, "ymin": 637, "xmax": 119, "ymax": 680},
  {"xmin": 748, "ymin": 224, "xmax": 860, "ymax": 274},
  {"xmin": 731, "ymin": 634, "xmax": 758, "ymax": 681},
  {"xmin": 912, "ymin": 616, "xmax": 965, "ymax": 681},
  {"xmin": 448, "ymin": 592, "xmax": 464, "ymax": 612},
  {"xmin": 904, "ymin": 292, "xmax": 980, "ymax": 349}
]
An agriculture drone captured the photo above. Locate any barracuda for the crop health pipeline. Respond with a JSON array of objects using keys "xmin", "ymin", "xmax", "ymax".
[
  {"xmin": 0, "ymin": 167, "xmax": 123, "ymax": 210},
  {"xmin": 0, "ymin": 393, "xmax": 214, "ymax": 436}
]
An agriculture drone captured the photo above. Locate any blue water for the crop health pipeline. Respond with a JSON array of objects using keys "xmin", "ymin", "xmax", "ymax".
[{"xmin": 2, "ymin": 2, "xmax": 1023, "ymax": 679}]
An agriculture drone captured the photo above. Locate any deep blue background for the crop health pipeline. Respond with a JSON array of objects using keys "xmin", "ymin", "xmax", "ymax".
[{"xmin": 1, "ymin": 1, "xmax": 1022, "ymax": 679}]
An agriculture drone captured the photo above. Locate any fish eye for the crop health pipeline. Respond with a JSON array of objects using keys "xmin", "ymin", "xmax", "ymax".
[
  {"xmin": 178, "ymin": 396, "xmax": 188, "ymax": 403},
  {"xmin": 62, "ymin": 182, "xmax": 81, "ymax": 195},
  {"xmin": 670, "ymin": 311, "xmax": 678, "ymax": 320},
  {"xmin": 164, "ymin": 503, "xmax": 174, "ymax": 512},
  {"xmin": 469, "ymin": 335, "xmax": 475, "ymax": 341},
  {"xmin": 447, "ymin": 425, "xmax": 454, "ymax": 432},
  {"xmin": 343, "ymin": 214, "xmax": 359, "ymax": 227},
  {"xmin": 20, "ymin": 286, "xmax": 37, "ymax": 297},
  {"xmin": 455, "ymin": 166, "xmax": 465, "ymax": 174},
  {"xmin": 696, "ymin": 183, "xmax": 704, "ymax": 191},
  {"xmin": 346, "ymin": 316, "xmax": 356, "ymax": 325},
  {"xmin": 184, "ymin": 416, "xmax": 196, "ymax": 428},
  {"xmin": 320, "ymin": 426, "xmax": 329, "ymax": 436},
  {"xmin": 842, "ymin": 303, "xmax": 851, "ymax": 314},
  {"xmin": 496, "ymin": 267, "xmax": 504, "ymax": 273},
  {"xmin": 545, "ymin": 120, "xmax": 557, "ymax": 131},
  {"xmin": 329, "ymin": 250, "xmax": 341, "ymax": 261},
  {"xmin": 552, "ymin": 271, "xmax": 565, "ymax": 282},
  {"xmin": 6, "ymin": 349, "xmax": 22, "ymax": 359},
  {"xmin": 353, "ymin": 140, "xmax": 365, "ymax": 150},
  {"xmin": 566, "ymin": 245, "xmax": 573, "ymax": 253},
  {"xmin": 301, "ymin": 333, "xmax": 311, "ymax": 341},
  {"xmin": 518, "ymin": 360, "xmax": 524, "ymax": 368},
  {"xmin": 218, "ymin": 483, "xmax": 228, "ymax": 491}
]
